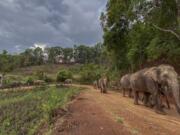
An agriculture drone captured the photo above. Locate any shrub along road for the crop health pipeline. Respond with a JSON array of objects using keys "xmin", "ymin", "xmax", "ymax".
[{"xmin": 52, "ymin": 85, "xmax": 180, "ymax": 135}]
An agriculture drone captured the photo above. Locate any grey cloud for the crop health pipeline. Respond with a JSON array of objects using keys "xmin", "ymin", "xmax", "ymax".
[{"xmin": 0, "ymin": 0, "xmax": 107, "ymax": 53}]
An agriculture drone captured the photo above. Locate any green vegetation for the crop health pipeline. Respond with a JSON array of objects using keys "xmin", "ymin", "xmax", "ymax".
[
  {"xmin": 0, "ymin": 0, "xmax": 179, "ymax": 80},
  {"xmin": 56, "ymin": 70, "xmax": 72, "ymax": 82},
  {"xmin": 1, "ymin": 64, "xmax": 108, "ymax": 88},
  {"xmin": 79, "ymin": 64, "xmax": 105, "ymax": 84},
  {"xmin": 101, "ymin": 0, "xmax": 180, "ymax": 72},
  {"xmin": 0, "ymin": 0, "xmax": 179, "ymax": 134},
  {"xmin": 132, "ymin": 128, "xmax": 139, "ymax": 135},
  {"xmin": 0, "ymin": 43, "xmax": 106, "ymax": 74},
  {"xmin": 116, "ymin": 116, "xmax": 124, "ymax": 124},
  {"xmin": 26, "ymin": 77, "xmax": 34, "ymax": 85},
  {"xmin": 0, "ymin": 86, "xmax": 83, "ymax": 135}
]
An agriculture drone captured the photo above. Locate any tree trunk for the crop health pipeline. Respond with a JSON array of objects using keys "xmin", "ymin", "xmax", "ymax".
[{"xmin": 177, "ymin": 0, "xmax": 180, "ymax": 19}]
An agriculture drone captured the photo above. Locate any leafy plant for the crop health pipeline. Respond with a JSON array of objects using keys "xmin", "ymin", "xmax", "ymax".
[
  {"xmin": 56, "ymin": 70, "xmax": 72, "ymax": 82},
  {"xmin": 44, "ymin": 75, "xmax": 54, "ymax": 83},
  {"xmin": 79, "ymin": 64, "xmax": 105, "ymax": 84},
  {"xmin": 35, "ymin": 70, "xmax": 45, "ymax": 80},
  {"xmin": 26, "ymin": 77, "xmax": 34, "ymax": 85}
]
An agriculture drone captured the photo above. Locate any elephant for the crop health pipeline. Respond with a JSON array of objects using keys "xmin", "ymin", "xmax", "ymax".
[
  {"xmin": 141, "ymin": 91, "xmax": 171, "ymax": 109},
  {"xmin": 93, "ymin": 80, "xmax": 98, "ymax": 89},
  {"xmin": 99, "ymin": 77, "xmax": 109, "ymax": 93},
  {"xmin": 34, "ymin": 80, "xmax": 45, "ymax": 86},
  {"xmin": 64, "ymin": 79, "xmax": 72, "ymax": 84},
  {"xmin": 97, "ymin": 79, "xmax": 101, "ymax": 89},
  {"xmin": 130, "ymin": 65, "xmax": 180, "ymax": 114},
  {"xmin": 120, "ymin": 74, "xmax": 132, "ymax": 97}
]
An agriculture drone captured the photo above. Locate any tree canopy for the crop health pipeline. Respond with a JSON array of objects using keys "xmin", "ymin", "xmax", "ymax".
[
  {"xmin": 101, "ymin": 0, "xmax": 180, "ymax": 72},
  {"xmin": 0, "ymin": 44, "xmax": 106, "ymax": 73}
]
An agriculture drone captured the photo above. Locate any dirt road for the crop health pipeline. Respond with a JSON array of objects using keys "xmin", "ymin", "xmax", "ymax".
[{"xmin": 52, "ymin": 85, "xmax": 180, "ymax": 135}]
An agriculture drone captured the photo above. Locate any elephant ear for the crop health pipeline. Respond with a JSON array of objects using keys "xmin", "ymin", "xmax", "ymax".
[{"xmin": 145, "ymin": 67, "xmax": 161, "ymax": 83}]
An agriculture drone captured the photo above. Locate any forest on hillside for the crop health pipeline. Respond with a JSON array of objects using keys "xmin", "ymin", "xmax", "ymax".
[{"xmin": 0, "ymin": 43, "xmax": 107, "ymax": 73}]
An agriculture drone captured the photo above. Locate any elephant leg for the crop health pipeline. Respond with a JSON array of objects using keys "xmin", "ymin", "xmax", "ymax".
[
  {"xmin": 123, "ymin": 89, "xmax": 125, "ymax": 97},
  {"xmin": 104, "ymin": 86, "xmax": 107, "ymax": 93},
  {"xmin": 143, "ymin": 92, "xmax": 150, "ymax": 107},
  {"xmin": 164, "ymin": 95, "xmax": 171, "ymax": 109},
  {"xmin": 105, "ymin": 85, "xmax": 108, "ymax": 93},
  {"xmin": 101, "ymin": 84, "xmax": 104, "ymax": 93},
  {"xmin": 158, "ymin": 95, "xmax": 166, "ymax": 114},
  {"xmin": 153, "ymin": 92, "xmax": 166, "ymax": 115},
  {"xmin": 134, "ymin": 91, "xmax": 139, "ymax": 105},
  {"xmin": 149, "ymin": 95, "xmax": 155, "ymax": 108},
  {"xmin": 152, "ymin": 92, "xmax": 158, "ymax": 111},
  {"xmin": 100, "ymin": 87, "xmax": 103, "ymax": 93},
  {"xmin": 128, "ymin": 89, "xmax": 132, "ymax": 98},
  {"xmin": 102, "ymin": 85, "xmax": 105, "ymax": 93},
  {"xmin": 141, "ymin": 94, "xmax": 144, "ymax": 102},
  {"xmin": 103, "ymin": 85, "xmax": 106, "ymax": 93}
]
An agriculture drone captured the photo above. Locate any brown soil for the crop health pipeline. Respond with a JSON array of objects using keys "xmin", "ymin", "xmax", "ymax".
[{"xmin": 52, "ymin": 85, "xmax": 180, "ymax": 135}]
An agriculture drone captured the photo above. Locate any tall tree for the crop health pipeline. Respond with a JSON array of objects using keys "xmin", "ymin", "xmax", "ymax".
[
  {"xmin": 46, "ymin": 47, "xmax": 63, "ymax": 64},
  {"xmin": 33, "ymin": 47, "xmax": 44, "ymax": 65},
  {"xmin": 101, "ymin": 0, "xmax": 180, "ymax": 71},
  {"xmin": 62, "ymin": 48, "xmax": 74, "ymax": 63}
]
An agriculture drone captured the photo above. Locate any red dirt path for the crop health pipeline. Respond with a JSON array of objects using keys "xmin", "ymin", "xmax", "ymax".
[{"xmin": 52, "ymin": 85, "xmax": 180, "ymax": 135}]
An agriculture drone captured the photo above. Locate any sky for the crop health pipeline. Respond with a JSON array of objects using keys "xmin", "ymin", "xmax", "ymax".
[{"xmin": 0, "ymin": 0, "xmax": 107, "ymax": 53}]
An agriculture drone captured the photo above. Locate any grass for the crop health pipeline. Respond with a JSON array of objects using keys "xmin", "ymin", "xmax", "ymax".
[
  {"xmin": 0, "ymin": 86, "xmax": 83, "ymax": 135},
  {"xmin": 132, "ymin": 128, "xmax": 139, "ymax": 135},
  {"xmin": 11, "ymin": 64, "xmax": 76, "ymax": 76},
  {"xmin": 7, "ymin": 64, "xmax": 82, "ymax": 83},
  {"xmin": 116, "ymin": 116, "xmax": 124, "ymax": 124}
]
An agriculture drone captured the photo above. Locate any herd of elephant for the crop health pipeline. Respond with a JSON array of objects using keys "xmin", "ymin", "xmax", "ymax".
[{"xmin": 94, "ymin": 65, "xmax": 180, "ymax": 115}]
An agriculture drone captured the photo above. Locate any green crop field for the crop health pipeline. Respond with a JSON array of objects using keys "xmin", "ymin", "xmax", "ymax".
[{"xmin": 0, "ymin": 86, "xmax": 83, "ymax": 135}]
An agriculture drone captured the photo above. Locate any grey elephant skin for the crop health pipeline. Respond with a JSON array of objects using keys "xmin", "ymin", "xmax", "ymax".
[
  {"xmin": 130, "ymin": 65, "xmax": 180, "ymax": 114},
  {"xmin": 99, "ymin": 77, "xmax": 109, "ymax": 93},
  {"xmin": 120, "ymin": 74, "xmax": 132, "ymax": 97}
]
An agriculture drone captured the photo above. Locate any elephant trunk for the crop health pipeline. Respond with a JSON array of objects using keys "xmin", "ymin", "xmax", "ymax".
[{"xmin": 170, "ymin": 80, "xmax": 180, "ymax": 114}]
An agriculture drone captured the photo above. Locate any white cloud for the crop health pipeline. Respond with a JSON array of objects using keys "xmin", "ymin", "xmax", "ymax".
[
  {"xmin": 0, "ymin": 0, "xmax": 108, "ymax": 52},
  {"xmin": 31, "ymin": 43, "xmax": 47, "ymax": 51},
  {"xmin": 14, "ymin": 45, "xmax": 22, "ymax": 52}
]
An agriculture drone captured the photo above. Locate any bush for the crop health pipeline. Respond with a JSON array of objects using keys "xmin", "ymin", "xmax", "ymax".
[
  {"xmin": 44, "ymin": 75, "xmax": 54, "ymax": 83},
  {"xmin": 56, "ymin": 70, "xmax": 72, "ymax": 82},
  {"xmin": 35, "ymin": 71, "xmax": 54, "ymax": 83},
  {"xmin": 2, "ymin": 78, "xmax": 11, "ymax": 87},
  {"xmin": 35, "ymin": 71, "xmax": 45, "ymax": 80},
  {"xmin": 26, "ymin": 77, "xmax": 34, "ymax": 85},
  {"xmin": 79, "ymin": 64, "xmax": 104, "ymax": 84}
]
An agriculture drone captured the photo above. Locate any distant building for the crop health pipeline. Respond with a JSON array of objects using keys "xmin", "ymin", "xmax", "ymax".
[
  {"xmin": 43, "ymin": 53, "xmax": 49, "ymax": 62},
  {"xmin": 55, "ymin": 55, "xmax": 76, "ymax": 64},
  {"xmin": 70, "ymin": 57, "xmax": 75, "ymax": 64},
  {"xmin": 56, "ymin": 54, "xmax": 65, "ymax": 64}
]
